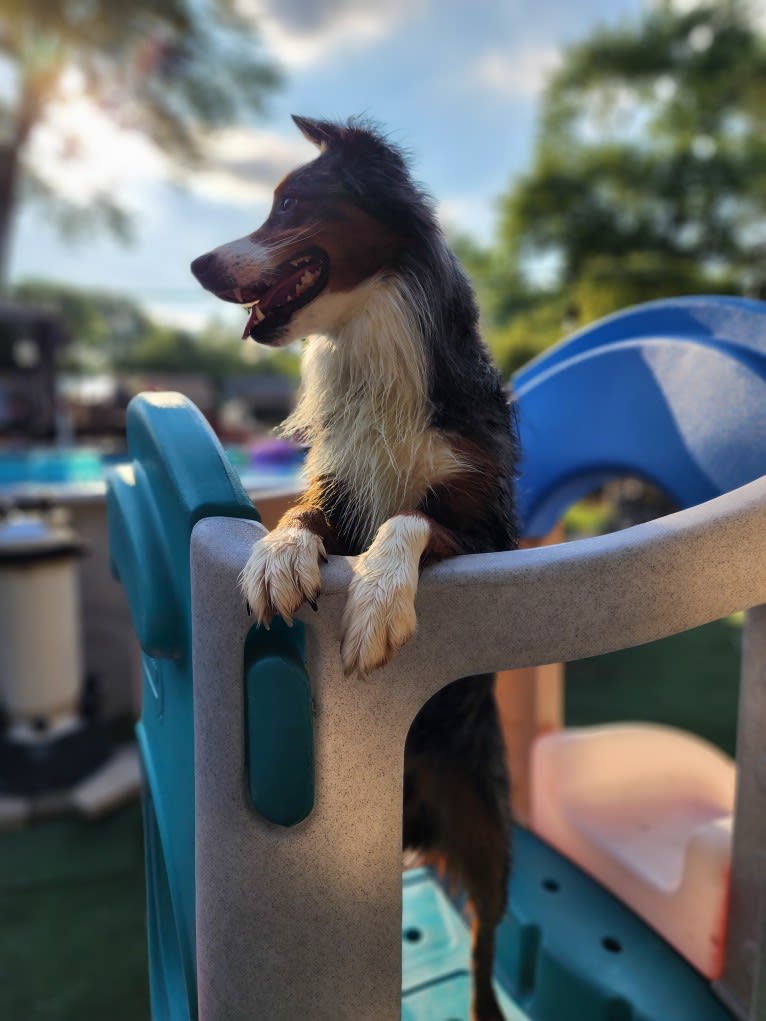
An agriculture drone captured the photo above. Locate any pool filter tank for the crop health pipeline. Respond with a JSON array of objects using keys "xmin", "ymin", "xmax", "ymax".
[{"xmin": 0, "ymin": 508, "xmax": 107, "ymax": 794}]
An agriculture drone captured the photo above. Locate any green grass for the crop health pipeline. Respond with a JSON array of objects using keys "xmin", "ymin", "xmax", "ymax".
[
  {"xmin": 0, "ymin": 803, "xmax": 149, "ymax": 1021},
  {"xmin": 0, "ymin": 618, "xmax": 742, "ymax": 1019}
]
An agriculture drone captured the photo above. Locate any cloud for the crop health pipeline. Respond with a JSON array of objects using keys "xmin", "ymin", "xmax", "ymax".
[
  {"xmin": 24, "ymin": 89, "xmax": 164, "ymax": 212},
  {"xmin": 468, "ymin": 43, "xmax": 562, "ymax": 100},
  {"xmin": 236, "ymin": 0, "xmax": 424, "ymax": 69},
  {"xmin": 437, "ymin": 195, "xmax": 497, "ymax": 245},
  {"xmin": 179, "ymin": 128, "xmax": 313, "ymax": 206},
  {"xmin": 25, "ymin": 88, "xmax": 308, "ymax": 217},
  {"xmin": 25, "ymin": 57, "xmax": 315, "ymax": 215}
]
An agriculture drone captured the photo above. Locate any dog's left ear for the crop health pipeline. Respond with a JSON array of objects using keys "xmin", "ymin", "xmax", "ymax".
[{"xmin": 292, "ymin": 115, "xmax": 342, "ymax": 151}]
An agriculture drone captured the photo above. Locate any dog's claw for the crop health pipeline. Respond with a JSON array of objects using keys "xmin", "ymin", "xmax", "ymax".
[
  {"xmin": 245, "ymin": 600, "xmax": 252, "ymax": 616},
  {"xmin": 308, "ymin": 596, "xmax": 319, "ymax": 612}
]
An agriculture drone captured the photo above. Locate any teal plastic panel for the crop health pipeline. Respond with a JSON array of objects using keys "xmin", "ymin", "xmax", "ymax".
[
  {"xmin": 402, "ymin": 870, "xmax": 526, "ymax": 1021},
  {"xmin": 244, "ymin": 622, "xmax": 315, "ymax": 827},
  {"xmin": 401, "ymin": 828, "xmax": 734, "ymax": 1021},
  {"xmin": 107, "ymin": 393, "xmax": 261, "ymax": 1021},
  {"xmin": 402, "ymin": 973, "xmax": 526, "ymax": 1021},
  {"xmin": 402, "ymin": 870, "xmax": 468, "ymax": 987}
]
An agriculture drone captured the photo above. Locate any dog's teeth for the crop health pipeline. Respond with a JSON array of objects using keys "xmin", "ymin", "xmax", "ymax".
[
  {"xmin": 241, "ymin": 300, "xmax": 257, "ymax": 310},
  {"xmin": 292, "ymin": 269, "xmax": 319, "ymax": 300},
  {"xmin": 253, "ymin": 306, "xmax": 265, "ymax": 322}
]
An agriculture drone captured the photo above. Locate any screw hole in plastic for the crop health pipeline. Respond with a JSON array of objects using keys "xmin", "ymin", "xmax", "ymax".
[
  {"xmin": 602, "ymin": 936, "xmax": 622, "ymax": 953},
  {"xmin": 403, "ymin": 927, "xmax": 423, "ymax": 943},
  {"xmin": 542, "ymin": 877, "xmax": 560, "ymax": 892}
]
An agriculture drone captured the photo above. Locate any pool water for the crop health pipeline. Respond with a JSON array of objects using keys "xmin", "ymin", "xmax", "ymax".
[
  {"xmin": 0, "ymin": 444, "xmax": 305, "ymax": 491},
  {"xmin": 0, "ymin": 449, "xmax": 106, "ymax": 485}
]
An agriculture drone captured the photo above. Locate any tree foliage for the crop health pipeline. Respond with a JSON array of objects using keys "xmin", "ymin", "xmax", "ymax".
[
  {"xmin": 11, "ymin": 278, "xmax": 301, "ymax": 380},
  {"xmin": 0, "ymin": 1, "xmax": 279, "ymax": 280},
  {"xmin": 477, "ymin": 0, "xmax": 766, "ymax": 376}
]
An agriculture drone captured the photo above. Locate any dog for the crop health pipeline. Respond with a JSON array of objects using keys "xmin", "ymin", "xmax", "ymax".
[{"xmin": 191, "ymin": 116, "xmax": 519, "ymax": 1021}]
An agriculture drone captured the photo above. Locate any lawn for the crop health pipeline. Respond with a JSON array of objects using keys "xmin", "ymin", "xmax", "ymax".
[{"xmin": 0, "ymin": 801, "xmax": 149, "ymax": 1021}]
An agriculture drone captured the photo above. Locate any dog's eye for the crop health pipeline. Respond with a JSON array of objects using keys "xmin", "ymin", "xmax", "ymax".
[{"xmin": 279, "ymin": 196, "xmax": 298, "ymax": 212}]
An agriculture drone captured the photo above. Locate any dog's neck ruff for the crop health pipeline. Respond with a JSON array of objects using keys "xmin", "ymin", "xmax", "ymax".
[{"xmin": 281, "ymin": 275, "xmax": 459, "ymax": 547}]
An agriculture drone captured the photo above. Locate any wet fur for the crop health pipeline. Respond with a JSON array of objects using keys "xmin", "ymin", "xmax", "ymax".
[
  {"xmin": 282, "ymin": 275, "xmax": 468, "ymax": 549},
  {"xmin": 191, "ymin": 116, "xmax": 519, "ymax": 1021}
]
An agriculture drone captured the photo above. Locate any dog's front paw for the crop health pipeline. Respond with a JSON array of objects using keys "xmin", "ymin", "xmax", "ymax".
[
  {"xmin": 340, "ymin": 515, "xmax": 430, "ymax": 677},
  {"xmin": 340, "ymin": 565, "xmax": 418, "ymax": 677},
  {"xmin": 240, "ymin": 527, "xmax": 325, "ymax": 627}
]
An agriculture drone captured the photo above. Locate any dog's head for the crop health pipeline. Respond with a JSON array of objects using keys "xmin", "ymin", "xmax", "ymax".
[{"xmin": 190, "ymin": 116, "xmax": 436, "ymax": 346}]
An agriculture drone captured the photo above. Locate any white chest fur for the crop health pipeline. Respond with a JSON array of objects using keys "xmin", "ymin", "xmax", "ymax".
[{"xmin": 280, "ymin": 276, "xmax": 463, "ymax": 545}]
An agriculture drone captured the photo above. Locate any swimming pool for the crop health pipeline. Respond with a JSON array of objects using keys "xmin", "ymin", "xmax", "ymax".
[{"xmin": 0, "ymin": 441, "xmax": 305, "ymax": 495}]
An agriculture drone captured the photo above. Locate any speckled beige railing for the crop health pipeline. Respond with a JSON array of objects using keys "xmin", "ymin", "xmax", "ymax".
[{"xmin": 192, "ymin": 473, "xmax": 766, "ymax": 1021}]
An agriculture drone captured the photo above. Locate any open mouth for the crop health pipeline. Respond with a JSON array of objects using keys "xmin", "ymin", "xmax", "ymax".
[{"xmin": 238, "ymin": 247, "xmax": 329, "ymax": 341}]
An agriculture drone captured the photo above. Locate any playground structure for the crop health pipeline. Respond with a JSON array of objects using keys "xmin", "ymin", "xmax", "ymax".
[{"xmin": 107, "ymin": 296, "xmax": 766, "ymax": 1020}]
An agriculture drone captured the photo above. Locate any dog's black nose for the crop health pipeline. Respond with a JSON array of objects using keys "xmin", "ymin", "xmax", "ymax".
[{"xmin": 190, "ymin": 251, "xmax": 215, "ymax": 281}]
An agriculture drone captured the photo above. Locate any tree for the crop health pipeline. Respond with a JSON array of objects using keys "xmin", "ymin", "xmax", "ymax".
[
  {"xmin": 11, "ymin": 277, "xmax": 302, "ymax": 380},
  {"xmin": 118, "ymin": 316, "xmax": 301, "ymax": 381},
  {"xmin": 0, "ymin": 1, "xmax": 279, "ymax": 284},
  {"xmin": 12, "ymin": 278, "xmax": 155, "ymax": 370},
  {"xmin": 478, "ymin": 0, "xmax": 766, "ymax": 376}
]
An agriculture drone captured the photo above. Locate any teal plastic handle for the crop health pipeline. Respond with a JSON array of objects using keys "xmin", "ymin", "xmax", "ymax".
[
  {"xmin": 244, "ymin": 623, "xmax": 315, "ymax": 827},
  {"xmin": 107, "ymin": 392, "xmax": 260, "ymax": 660}
]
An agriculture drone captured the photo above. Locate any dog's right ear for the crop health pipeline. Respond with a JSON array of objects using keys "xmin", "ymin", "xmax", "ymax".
[{"xmin": 292, "ymin": 115, "xmax": 342, "ymax": 151}]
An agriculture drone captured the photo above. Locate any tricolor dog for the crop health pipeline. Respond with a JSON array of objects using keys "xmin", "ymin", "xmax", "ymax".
[{"xmin": 191, "ymin": 116, "xmax": 519, "ymax": 1021}]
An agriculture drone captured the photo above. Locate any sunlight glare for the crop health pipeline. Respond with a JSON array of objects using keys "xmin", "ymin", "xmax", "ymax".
[{"xmin": 23, "ymin": 66, "xmax": 164, "ymax": 210}]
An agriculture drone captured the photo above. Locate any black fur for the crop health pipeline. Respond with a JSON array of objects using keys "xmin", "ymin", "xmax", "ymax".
[
  {"xmin": 306, "ymin": 121, "xmax": 519, "ymax": 1019},
  {"xmin": 291, "ymin": 118, "xmax": 519, "ymax": 555}
]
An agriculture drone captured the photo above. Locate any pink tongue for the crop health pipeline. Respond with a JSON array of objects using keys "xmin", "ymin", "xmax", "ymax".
[{"xmin": 241, "ymin": 263, "xmax": 320, "ymax": 338}]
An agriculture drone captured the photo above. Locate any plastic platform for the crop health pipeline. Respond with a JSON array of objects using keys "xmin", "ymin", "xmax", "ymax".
[{"xmin": 403, "ymin": 828, "xmax": 732, "ymax": 1021}]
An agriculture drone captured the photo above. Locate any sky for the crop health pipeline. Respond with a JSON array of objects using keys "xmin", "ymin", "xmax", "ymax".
[{"xmin": 9, "ymin": 0, "xmax": 659, "ymax": 331}]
